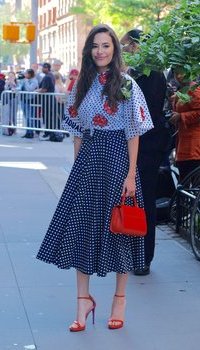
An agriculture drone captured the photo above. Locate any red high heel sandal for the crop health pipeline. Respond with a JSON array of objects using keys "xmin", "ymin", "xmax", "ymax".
[
  {"xmin": 69, "ymin": 295, "xmax": 96, "ymax": 332},
  {"xmin": 108, "ymin": 294, "xmax": 125, "ymax": 330}
]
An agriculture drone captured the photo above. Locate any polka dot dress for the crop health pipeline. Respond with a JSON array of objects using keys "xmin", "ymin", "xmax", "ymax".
[{"xmin": 36, "ymin": 72, "xmax": 154, "ymax": 277}]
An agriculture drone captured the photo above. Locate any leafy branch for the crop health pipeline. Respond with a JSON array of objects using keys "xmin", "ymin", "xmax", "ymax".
[{"xmin": 124, "ymin": 0, "xmax": 200, "ymax": 102}]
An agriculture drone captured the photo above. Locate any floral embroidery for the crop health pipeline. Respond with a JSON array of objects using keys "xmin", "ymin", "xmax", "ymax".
[
  {"xmin": 98, "ymin": 72, "xmax": 109, "ymax": 85},
  {"xmin": 103, "ymin": 100, "xmax": 118, "ymax": 115},
  {"xmin": 140, "ymin": 106, "xmax": 145, "ymax": 121},
  {"xmin": 68, "ymin": 105, "xmax": 78, "ymax": 118},
  {"xmin": 93, "ymin": 114, "xmax": 108, "ymax": 127}
]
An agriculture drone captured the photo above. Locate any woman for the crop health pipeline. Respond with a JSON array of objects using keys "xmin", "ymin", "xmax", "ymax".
[
  {"xmin": 21, "ymin": 69, "xmax": 39, "ymax": 138},
  {"xmin": 3, "ymin": 71, "xmax": 17, "ymax": 136},
  {"xmin": 37, "ymin": 24, "xmax": 153, "ymax": 331},
  {"xmin": 54, "ymin": 72, "xmax": 66, "ymax": 119},
  {"xmin": 170, "ymin": 68, "xmax": 200, "ymax": 181}
]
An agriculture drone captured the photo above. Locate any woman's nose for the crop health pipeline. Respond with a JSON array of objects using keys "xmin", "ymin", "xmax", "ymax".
[{"xmin": 97, "ymin": 45, "xmax": 103, "ymax": 54}]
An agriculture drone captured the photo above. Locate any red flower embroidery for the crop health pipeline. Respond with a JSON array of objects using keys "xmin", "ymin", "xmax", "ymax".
[
  {"xmin": 93, "ymin": 114, "xmax": 108, "ymax": 128},
  {"xmin": 68, "ymin": 105, "xmax": 78, "ymax": 118},
  {"xmin": 140, "ymin": 106, "xmax": 145, "ymax": 121},
  {"xmin": 103, "ymin": 100, "xmax": 118, "ymax": 115},
  {"xmin": 98, "ymin": 72, "xmax": 109, "ymax": 85}
]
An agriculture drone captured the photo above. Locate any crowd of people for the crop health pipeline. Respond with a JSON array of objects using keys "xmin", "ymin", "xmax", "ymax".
[{"xmin": 0, "ymin": 61, "xmax": 79, "ymax": 140}]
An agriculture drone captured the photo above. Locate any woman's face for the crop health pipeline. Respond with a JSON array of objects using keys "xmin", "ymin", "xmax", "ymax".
[
  {"xmin": 91, "ymin": 32, "xmax": 114, "ymax": 73},
  {"xmin": 8, "ymin": 72, "xmax": 15, "ymax": 81},
  {"xmin": 174, "ymin": 71, "xmax": 185, "ymax": 84}
]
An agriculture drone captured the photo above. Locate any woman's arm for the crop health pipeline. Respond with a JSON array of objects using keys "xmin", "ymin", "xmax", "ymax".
[
  {"xmin": 74, "ymin": 136, "xmax": 82, "ymax": 161},
  {"xmin": 122, "ymin": 136, "xmax": 139, "ymax": 197}
]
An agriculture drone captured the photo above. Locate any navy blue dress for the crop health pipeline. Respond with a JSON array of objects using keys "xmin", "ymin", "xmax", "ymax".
[{"xmin": 36, "ymin": 73, "xmax": 153, "ymax": 277}]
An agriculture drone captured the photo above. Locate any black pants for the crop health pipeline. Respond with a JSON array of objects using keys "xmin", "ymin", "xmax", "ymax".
[
  {"xmin": 137, "ymin": 128, "xmax": 170, "ymax": 265},
  {"xmin": 41, "ymin": 96, "xmax": 58, "ymax": 136},
  {"xmin": 176, "ymin": 160, "xmax": 200, "ymax": 182}
]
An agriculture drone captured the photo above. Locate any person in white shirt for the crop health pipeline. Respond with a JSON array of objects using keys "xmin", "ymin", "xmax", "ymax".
[{"xmin": 21, "ymin": 69, "xmax": 39, "ymax": 138}]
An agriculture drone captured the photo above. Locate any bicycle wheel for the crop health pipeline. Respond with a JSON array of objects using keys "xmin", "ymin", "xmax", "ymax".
[
  {"xmin": 169, "ymin": 166, "xmax": 200, "ymax": 224},
  {"xmin": 190, "ymin": 191, "xmax": 200, "ymax": 261}
]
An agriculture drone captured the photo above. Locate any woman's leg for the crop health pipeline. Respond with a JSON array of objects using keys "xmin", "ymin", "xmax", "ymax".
[
  {"xmin": 70, "ymin": 270, "xmax": 93, "ymax": 328},
  {"xmin": 109, "ymin": 273, "xmax": 128, "ymax": 326},
  {"xmin": 115, "ymin": 272, "xmax": 128, "ymax": 296}
]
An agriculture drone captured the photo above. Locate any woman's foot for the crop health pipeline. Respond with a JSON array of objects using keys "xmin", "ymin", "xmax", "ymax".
[
  {"xmin": 108, "ymin": 295, "xmax": 126, "ymax": 329},
  {"xmin": 69, "ymin": 295, "xmax": 96, "ymax": 332}
]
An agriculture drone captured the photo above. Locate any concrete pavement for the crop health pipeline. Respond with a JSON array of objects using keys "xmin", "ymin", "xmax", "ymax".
[{"xmin": 0, "ymin": 132, "xmax": 200, "ymax": 350}]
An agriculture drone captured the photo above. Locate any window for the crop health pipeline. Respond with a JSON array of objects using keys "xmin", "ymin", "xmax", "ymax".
[
  {"xmin": 39, "ymin": 15, "xmax": 43, "ymax": 29},
  {"xmin": 48, "ymin": 9, "xmax": 52, "ymax": 25},
  {"xmin": 53, "ymin": 7, "xmax": 56, "ymax": 24},
  {"xmin": 44, "ymin": 13, "xmax": 46, "ymax": 27}
]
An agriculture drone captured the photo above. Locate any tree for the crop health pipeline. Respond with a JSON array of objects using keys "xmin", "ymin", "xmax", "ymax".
[
  {"xmin": 0, "ymin": 2, "xmax": 31, "ymax": 66},
  {"xmin": 124, "ymin": 0, "xmax": 200, "ymax": 101},
  {"xmin": 71, "ymin": 0, "xmax": 179, "ymax": 34}
]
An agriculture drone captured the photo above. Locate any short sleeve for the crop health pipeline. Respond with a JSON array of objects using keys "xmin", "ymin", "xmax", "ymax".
[
  {"xmin": 41, "ymin": 76, "xmax": 50, "ymax": 90},
  {"xmin": 124, "ymin": 78, "xmax": 154, "ymax": 140},
  {"xmin": 62, "ymin": 84, "xmax": 83, "ymax": 138}
]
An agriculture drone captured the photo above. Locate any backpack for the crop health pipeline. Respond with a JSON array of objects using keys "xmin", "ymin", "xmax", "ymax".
[{"xmin": 49, "ymin": 132, "xmax": 64, "ymax": 142}]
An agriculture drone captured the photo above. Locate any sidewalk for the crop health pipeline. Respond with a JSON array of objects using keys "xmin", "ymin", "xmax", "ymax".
[{"xmin": 0, "ymin": 133, "xmax": 200, "ymax": 350}]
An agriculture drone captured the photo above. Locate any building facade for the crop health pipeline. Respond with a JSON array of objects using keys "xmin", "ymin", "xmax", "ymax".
[
  {"xmin": 8, "ymin": 0, "xmax": 31, "ymax": 12},
  {"xmin": 38, "ymin": 0, "xmax": 91, "ymax": 74}
]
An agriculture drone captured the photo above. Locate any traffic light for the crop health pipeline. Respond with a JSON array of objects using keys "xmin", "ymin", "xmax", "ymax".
[
  {"xmin": 2, "ymin": 22, "xmax": 36, "ymax": 43},
  {"xmin": 26, "ymin": 24, "xmax": 36, "ymax": 42},
  {"xmin": 3, "ymin": 24, "xmax": 20, "ymax": 42}
]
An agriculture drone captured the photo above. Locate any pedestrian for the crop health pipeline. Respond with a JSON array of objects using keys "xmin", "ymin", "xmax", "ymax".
[
  {"xmin": 0, "ymin": 73, "xmax": 5, "ymax": 97},
  {"xmin": 21, "ymin": 69, "xmax": 39, "ymax": 139},
  {"xmin": 170, "ymin": 67, "xmax": 200, "ymax": 181},
  {"xmin": 52, "ymin": 58, "xmax": 64, "ymax": 82},
  {"xmin": 3, "ymin": 71, "xmax": 17, "ymax": 136},
  {"xmin": 120, "ymin": 29, "xmax": 170, "ymax": 275},
  {"xmin": 37, "ymin": 24, "xmax": 153, "ymax": 331},
  {"xmin": 31, "ymin": 62, "xmax": 44, "ymax": 84},
  {"xmin": 54, "ymin": 72, "xmax": 66, "ymax": 119},
  {"xmin": 36, "ymin": 62, "xmax": 56, "ymax": 141}
]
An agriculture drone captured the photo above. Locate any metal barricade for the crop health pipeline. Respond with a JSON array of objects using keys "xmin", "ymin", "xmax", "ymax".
[{"xmin": 0, "ymin": 90, "xmax": 69, "ymax": 135}]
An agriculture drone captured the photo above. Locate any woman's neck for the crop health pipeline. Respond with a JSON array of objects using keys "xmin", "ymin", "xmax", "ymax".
[{"xmin": 97, "ymin": 67, "xmax": 109, "ymax": 74}]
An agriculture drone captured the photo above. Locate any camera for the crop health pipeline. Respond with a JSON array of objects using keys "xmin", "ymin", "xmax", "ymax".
[{"xmin": 16, "ymin": 71, "xmax": 25, "ymax": 80}]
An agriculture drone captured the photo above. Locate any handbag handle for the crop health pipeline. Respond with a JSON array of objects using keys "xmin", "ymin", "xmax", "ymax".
[{"xmin": 121, "ymin": 194, "xmax": 138, "ymax": 207}]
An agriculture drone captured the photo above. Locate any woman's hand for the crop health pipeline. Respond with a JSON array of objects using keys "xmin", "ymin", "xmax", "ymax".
[
  {"xmin": 169, "ymin": 112, "xmax": 181, "ymax": 125},
  {"xmin": 122, "ymin": 175, "xmax": 136, "ymax": 197}
]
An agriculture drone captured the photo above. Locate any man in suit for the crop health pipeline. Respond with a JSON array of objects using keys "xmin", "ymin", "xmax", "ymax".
[{"xmin": 121, "ymin": 29, "xmax": 170, "ymax": 275}]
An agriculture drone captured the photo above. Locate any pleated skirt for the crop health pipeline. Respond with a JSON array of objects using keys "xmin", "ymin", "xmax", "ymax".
[{"xmin": 36, "ymin": 129, "xmax": 145, "ymax": 277}]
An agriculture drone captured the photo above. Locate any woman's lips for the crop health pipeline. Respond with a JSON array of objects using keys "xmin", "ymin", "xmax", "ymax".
[{"xmin": 95, "ymin": 56, "xmax": 107, "ymax": 60}]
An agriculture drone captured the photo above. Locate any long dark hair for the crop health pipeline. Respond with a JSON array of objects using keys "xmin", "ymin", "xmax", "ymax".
[{"xmin": 74, "ymin": 24, "xmax": 123, "ymax": 109}]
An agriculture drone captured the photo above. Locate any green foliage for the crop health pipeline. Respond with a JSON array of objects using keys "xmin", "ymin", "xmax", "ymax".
[
  {"xmin": 124, "ymin": 0, "xmax": 200, "ymax": 82},
  {"xmin": 71, "ymin": 0, "xmax": 179, "ymax": 35},
  {"xmin": 0, "ymin": 3, "xmax": 31, "ymax": 65}
]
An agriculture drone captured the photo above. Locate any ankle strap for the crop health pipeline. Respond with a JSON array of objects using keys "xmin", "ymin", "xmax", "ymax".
[
  {"xmin": 78, "ymin": 296, "xmax": 90, "ymax": 300},
  {"xmin": 77, "ymin": 295, "xmax": 92, "ymax": 300},
  {"xmin": 115, "ymin": 294, "xmax": 125, "ymax": 298}
]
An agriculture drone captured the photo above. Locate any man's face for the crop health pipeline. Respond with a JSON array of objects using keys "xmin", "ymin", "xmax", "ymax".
[
  {"xmin": 52, "ymin": 63, "xmax": 61, "ymax": 72},
  {"xmin": 31, "ymin": 63, "xmax": 38, "ymax": 71},
  {"xmin": 120, "ymin": 34, "xmax": 139, "ymax": 53},
  {"xmin": 42, "ymin": 67, "xmax": 49, "ymax": 74}
]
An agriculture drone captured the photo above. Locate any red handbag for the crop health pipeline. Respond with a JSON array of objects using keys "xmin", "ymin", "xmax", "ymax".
[{"xmin": 110, "ymin": 195, "xmax": 147, "ymax": 236}]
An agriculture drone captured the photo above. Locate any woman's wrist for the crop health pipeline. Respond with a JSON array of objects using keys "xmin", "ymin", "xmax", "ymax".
[{"xmin": 127, "ymin": 171, "xmax": 136, "ymax": 179}]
